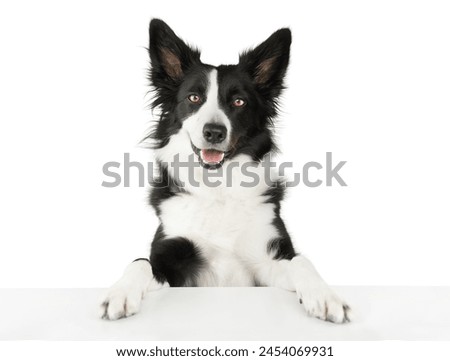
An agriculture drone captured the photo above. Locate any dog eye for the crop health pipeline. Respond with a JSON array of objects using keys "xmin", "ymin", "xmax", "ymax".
[
  {"xmin": 232, "ymin": 98, "xmax": 246, "ymax": 107},
  {"xmin": 188, "ymin": 94, "xmax": 202, "ymax": 104}
]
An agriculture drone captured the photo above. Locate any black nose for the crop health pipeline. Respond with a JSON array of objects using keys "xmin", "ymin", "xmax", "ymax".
[{"xmin": 203, "ymin": 123, "xmax": 227, "ymax": 144}]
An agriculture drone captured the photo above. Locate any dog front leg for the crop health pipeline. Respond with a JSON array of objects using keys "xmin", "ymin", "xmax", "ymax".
[
  {"xmin": 99, "ymin": 258, "xmax": 167, "ymax": 320},
  {"xmin": 256, "ymin": 255, "xmax": 352, "ymax": 323},
  {"xmin": 288, "ymin": 255, "xmax": 352, "ymax": 323}
]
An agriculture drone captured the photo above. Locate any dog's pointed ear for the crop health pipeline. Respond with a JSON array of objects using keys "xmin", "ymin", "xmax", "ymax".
[
  {"xmin": 149, "ymin": 19, "xmax": 201, "ymax": 82},
  {"xmin": 239, "ymin": 28, "xmax": 291, "ymax": 89}
]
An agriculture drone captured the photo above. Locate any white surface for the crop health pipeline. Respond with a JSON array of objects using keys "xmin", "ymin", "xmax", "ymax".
[{"xmin": 1, "ymin": 286, "xmax": 449, "ymax": 341}]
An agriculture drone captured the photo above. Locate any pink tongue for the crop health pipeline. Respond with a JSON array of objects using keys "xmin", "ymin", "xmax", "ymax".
[{"xmin": 201, "ymin": 149, "xmax": 224, "ymax": 163}]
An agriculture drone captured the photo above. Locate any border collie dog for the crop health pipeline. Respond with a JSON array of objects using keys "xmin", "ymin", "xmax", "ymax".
[{"xmin": 100, "ymin": 19, "xmax": 351, "ymax": 323}]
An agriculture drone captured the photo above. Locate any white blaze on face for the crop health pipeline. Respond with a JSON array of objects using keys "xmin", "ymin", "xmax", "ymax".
[{"xmin": 182, "ymin": 69, "xmax": 232, "ymax": 152}]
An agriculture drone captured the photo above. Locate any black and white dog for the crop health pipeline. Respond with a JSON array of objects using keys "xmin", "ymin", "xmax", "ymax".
[{"xmin": 100, "ymin": 19, "xmax": 351, "ymax": 323}]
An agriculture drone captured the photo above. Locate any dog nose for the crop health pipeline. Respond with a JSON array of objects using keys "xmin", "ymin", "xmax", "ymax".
[{"xmin": 203, "ymin": 123, "xmax": 227, "ymax": 144}]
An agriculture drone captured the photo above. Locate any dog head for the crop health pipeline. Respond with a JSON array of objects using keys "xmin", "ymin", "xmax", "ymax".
[{"xmin": 148, "ymin": 19, "xmax": 291, "ymax": 169}]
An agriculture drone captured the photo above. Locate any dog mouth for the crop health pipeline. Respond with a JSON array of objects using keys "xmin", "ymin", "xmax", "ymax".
[{"xmin": 191, "ymin": 143, "xmax": 227, "ymax": 169}]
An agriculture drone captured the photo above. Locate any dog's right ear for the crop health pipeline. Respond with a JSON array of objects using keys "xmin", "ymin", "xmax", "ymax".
[{"xmin": 149, "ymin": 19, "xmax": 201, "ymax": 82}]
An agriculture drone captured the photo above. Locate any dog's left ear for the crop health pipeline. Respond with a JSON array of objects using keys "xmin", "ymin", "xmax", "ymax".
[
  {"xmin": 239, "ymin": 28, "xmax": 291, "ymax": 90},
  {"xmin": 149, "ymin": 19, "xmax": 201, "ymax": 82}
]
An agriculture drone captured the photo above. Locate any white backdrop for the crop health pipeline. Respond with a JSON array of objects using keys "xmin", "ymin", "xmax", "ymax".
[{"xmin": 0, "ymin": 0, "xmax": 449, "ymax": 288}]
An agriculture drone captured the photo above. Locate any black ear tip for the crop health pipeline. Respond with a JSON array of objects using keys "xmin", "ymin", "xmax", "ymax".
[
  {"xmin": 275, "ymin": 28, "xmax": 292, "ymax": 45},
  {"xmin": 149, "ymin": 18, "xmax": 172, "ymax": 36},
  {"xmin": 150, "ymin": 18, "xmax": 166, "ymax": 28}
]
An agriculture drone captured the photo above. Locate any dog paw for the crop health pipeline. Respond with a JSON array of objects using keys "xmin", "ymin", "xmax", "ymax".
[
  {"xmin": 99, "ymin": 259, "xmax": 154, "ymax": 320},
  {"xmin": 299, "ymin": 286, "xmax": 352, "ymax": 323},
  {"xmin": 99, "ymin": 284, "xmax": 145, "ymax": 320}
]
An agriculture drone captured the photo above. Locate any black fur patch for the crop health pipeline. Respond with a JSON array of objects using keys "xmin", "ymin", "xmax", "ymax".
[
  {"xmin": 263, "ymin": 180, "xmax": 286, "ymax": 204},
  {"xmin": 267, "ymin": 237, "xmax": 296, "ymax": 260},
  {"xmin": 150, "ymin": 227, "xmax": 206, "ymax": 287},
  {"xmin": 264, "ymin": 181, "xmax": 297, "ymax": 260}
]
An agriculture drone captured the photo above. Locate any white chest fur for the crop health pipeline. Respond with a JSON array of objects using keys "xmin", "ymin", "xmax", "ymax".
[{"xmin": 159, "ymin": 189, "xmax": 279, "ymax": 286}]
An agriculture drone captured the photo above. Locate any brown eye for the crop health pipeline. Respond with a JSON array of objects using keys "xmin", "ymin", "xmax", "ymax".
[
  {"xmin": 188, "ymin": 94, "xmax": 201, "ymax": 104},
  {"xmin": 232, "ymin": 98, "xmax": 246, "ymax": 107}
]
